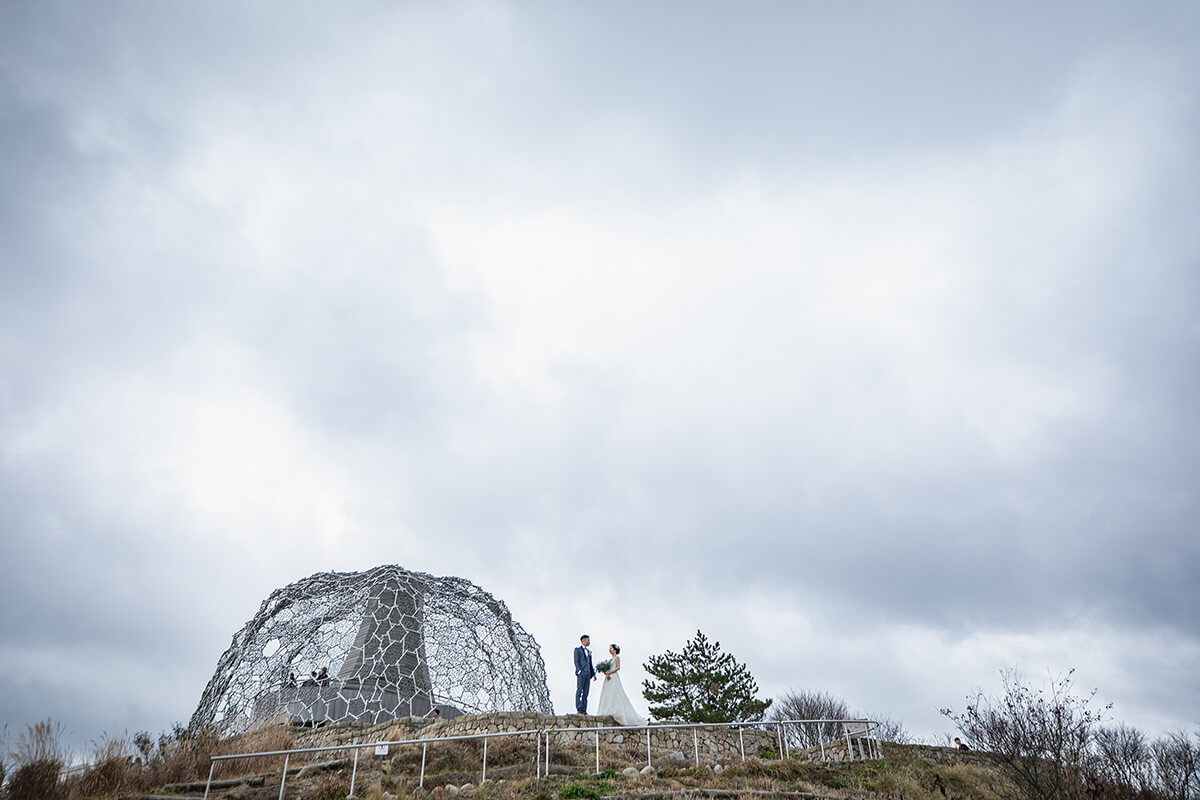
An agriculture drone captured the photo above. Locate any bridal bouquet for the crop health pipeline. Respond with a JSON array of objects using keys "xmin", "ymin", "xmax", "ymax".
[{"xmin": 595, "ymin": 659, "xmax": 613, "ymax": 677}]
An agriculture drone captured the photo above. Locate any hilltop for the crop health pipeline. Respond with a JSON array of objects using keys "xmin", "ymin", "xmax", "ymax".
[{"xmin": 18, "ymin": 713, "xmax": 1004, "ymax": 800}]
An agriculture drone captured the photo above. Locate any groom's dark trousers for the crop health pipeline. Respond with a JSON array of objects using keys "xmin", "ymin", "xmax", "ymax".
[{"xmin": 574, "ymin": 646, "xmax": 594, "ymax": 714}]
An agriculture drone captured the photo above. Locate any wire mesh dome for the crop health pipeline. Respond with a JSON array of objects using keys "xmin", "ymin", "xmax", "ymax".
[{"xmin": 191, "ymin": 565, "xmax": 553, "ymax": 732}]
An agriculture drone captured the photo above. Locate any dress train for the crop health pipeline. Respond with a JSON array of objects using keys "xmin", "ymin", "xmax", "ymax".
[{"xmin": 595, "ymin": 671, "xmax": 646, "ymax": 727}]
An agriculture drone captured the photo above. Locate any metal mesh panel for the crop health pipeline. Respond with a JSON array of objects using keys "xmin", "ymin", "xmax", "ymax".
[{"xmin": 190, "ymin": 565, "xmax": 553, "ymax": 732}]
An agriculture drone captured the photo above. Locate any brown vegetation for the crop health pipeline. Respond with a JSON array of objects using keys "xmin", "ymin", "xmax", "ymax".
[
  {"xmin": 4, "ymin": 701, "xmax": 1197, "ymax": 800},
  {"xmin": 942, "ymin": 669, "xmax": 1200, "ymax": 800}
]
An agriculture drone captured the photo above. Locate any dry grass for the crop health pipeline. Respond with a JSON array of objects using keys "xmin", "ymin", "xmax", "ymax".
[
  {"xmin": 12, "ymin": 719, "xmax": 66, "ymax": 766},
  {"xmin": 25, "ymin": 718, "xmax": 1026, "ymax": 800},
  {"xmin": 213, "ymin": 723, "xmax": 298, "ymax": 779},
  {"xmin": 6, "ymin": 759, "xmax": 67, "ymax": 800},
  {"xmin": 6, "ymin": 719, "xmax": 67, "ymax": 800},
  {"xmin": 35, "ymin": 721, "xmax": 298, "ymax": 799},
  {"xmin": 64, "ymin": 736, "xmax": 136, "ymax": 798}
]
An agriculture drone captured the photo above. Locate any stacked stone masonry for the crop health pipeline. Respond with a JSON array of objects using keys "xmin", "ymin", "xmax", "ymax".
[{"xmin": 292, "ymin": 712, "xmax": 782, "ymax": 764}]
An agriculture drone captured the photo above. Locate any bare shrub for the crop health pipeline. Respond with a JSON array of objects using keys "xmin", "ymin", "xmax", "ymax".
[
  {"xmin": 768, "ymin": 690, "xmax": 849, "ymax": 750},
  {"xmin": 768, "ymin": 688, "xmax": 909, "ymax": 749},
  {"xmin": 1093, "ymin": 723, "xmax": 1155, "ymax": 799},
  {"xmin": 0, "ymin": 722, "xmax": 8, "ymax": 789},
  {"xmin": 1152, "ymin": 729, "xmax": 1199, "ymax": 800},
  {"xmin": 872, "ymin": 714, "xmax": 911, "ymax": 745},
  {"xmin": 941, "ymin": 668, "xmax": 1108, "ymax": 800}
]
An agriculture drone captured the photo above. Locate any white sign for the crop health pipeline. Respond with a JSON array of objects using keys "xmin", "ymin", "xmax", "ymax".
[{"xmin": 375, "ymin": 744, "xmax": 390, "ymax": 756}]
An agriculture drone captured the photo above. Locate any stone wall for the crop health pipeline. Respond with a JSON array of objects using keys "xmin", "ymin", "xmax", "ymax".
[
  {"xmin": 545, "ymin": 719, "xmax": 778, "ymax": 764},
  {"xmin": 289, "ymin": 712, "xmax": 778, "ymax": 765}
]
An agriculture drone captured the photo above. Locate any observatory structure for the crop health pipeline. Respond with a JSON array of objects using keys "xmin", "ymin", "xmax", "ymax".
[{"xmin": 191, "ymin": 565, "xmax": 553, "ymax": 732}]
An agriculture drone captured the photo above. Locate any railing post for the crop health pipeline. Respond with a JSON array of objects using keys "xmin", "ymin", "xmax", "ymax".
[
  {"xmin": 819, "ymin": 730, "xmax": 826, "ymax": 763},
  {"xmin": 536, "ymin": 731, "xmax": 542, "ymax": 779},
  {"xmin": 783, "ymin": 722, "xmax": 790, "ymax": 759},
  {"xmin": 546, "ymin": 731, "xmax": 551, "ymax": 776},
  {"xmin": 777, "ymin": 724, "xmax": 784, "ymax": 759},
  {"xmin": 202, "ymin": 760, "xmax": 216, "ymax": 800},
  {"xmin": 278, "ymin": 754, "xmax": 289, "ymax": 800},
  {"xmin": 595, "ymin": 730, "xmax": 600, "ymax": 775},
  {"xmin": 738, "ymin": 727, "xmax": 745, "ymax": 762},
  {"xmin": 482, "ymin": 736, "xmax": 488, "ymax": 783},
  {"xmin": 693, "ymin": 728, "xmax": 699, "ymax": 766},
  {"xmin": 420, "ymin": 743, "xmax": 427, "ymax": 789},
  {"xmin": 349, "ymin": 741, "xmax": 359, "ymax": 798},
  {"xmin": 646, "ymin": 727, "xmax": 652, "ymax": 768},
  {"xmin": 844, "ymin": 723, "xmax": 853, "ymax": 762}
]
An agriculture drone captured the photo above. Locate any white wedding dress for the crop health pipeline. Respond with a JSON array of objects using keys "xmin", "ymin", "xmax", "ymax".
[{"xmin": 595, "ymin": 657, "xmax": 646, "ymax": 727}]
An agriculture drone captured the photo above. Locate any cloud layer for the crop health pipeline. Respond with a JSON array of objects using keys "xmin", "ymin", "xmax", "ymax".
[{"xmin": 1, "ymin": 1, "xmax": 1198, "ymax": 753}]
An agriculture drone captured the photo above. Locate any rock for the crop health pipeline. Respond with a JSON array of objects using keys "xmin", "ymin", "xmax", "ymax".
[
  {"xmin": 640, "ymin": 765, "xmax": 656, "ymax": 775},
  {"xmin": 714, "ymin": 764, "xmax": 724, "ymax": 774},
  {"xmin": 622, "ymin": 767, "xmax": 639, "ymax": 778},
  {"xmin": 461, "ymin": 783, "xmax": 475, "ymax": 792},
  {"xmin": 613, "ymin": 734, "xmax": 624, "ymax": 743},
  {"xmin": 668, "ymin": 780, "xmax": 684, "ymax": 790},
  {"xmin": 445, "ymin": 784, "xmax": 460, "ymax": 796},
  {"xmin": 665, "ymin": 751, "xmax": 686, "ymax": 765}
]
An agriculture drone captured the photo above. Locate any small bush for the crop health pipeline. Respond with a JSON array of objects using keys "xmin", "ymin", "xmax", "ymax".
[{"xmin": 559, "ymin": 783, "xmax": 601, "ymax": 800}]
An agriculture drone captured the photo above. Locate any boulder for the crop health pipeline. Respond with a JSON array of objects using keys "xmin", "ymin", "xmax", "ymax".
[
  {"xmin": 621, "ymin": 767, "xmax": 640, "ymax": 778},
  {"xmin": 640, "ymin": 765, "xmax": 656, "ymax": 775}
]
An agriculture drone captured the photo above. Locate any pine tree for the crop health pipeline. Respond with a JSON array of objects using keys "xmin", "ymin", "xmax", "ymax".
[{"xmin": 642, "ymin": 630, "xmax": 772, "ymax": 723}]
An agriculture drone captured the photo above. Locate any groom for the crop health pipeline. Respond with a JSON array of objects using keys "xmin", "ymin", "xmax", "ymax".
[{"xmin": 574, "ymin": 634, "xmax": 597, "ymax": 714}]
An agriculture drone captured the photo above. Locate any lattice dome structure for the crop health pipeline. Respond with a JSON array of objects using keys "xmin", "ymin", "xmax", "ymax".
[{"xmin": 191, "ymin": 565, "xmax": 553, "ymax": 732}]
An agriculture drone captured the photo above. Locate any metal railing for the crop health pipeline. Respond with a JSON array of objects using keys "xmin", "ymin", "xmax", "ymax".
[{"xmin": 202, "ymin": 717, "xmax": 883, "ymax": 799}]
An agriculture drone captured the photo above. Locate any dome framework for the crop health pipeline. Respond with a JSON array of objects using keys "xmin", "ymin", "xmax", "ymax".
[{"xmin": 191, "ymin": 565, "xmax": 553, "ymax": 732}]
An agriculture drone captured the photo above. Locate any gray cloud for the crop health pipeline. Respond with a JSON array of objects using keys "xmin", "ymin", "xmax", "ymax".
[{"xmin": 2, "ymin": 0, "xmax": 1198, "ymax": 754}]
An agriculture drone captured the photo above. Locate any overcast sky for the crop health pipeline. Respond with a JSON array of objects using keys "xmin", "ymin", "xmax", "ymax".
[{"xmin": 2, "ymin": 1, "xmax": 1198, "ymax": 757}]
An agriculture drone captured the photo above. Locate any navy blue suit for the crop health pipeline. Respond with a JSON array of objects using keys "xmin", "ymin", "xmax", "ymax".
[{"xmin": 574, "ymin": 645, "xmax": 595, "ymax": 714}]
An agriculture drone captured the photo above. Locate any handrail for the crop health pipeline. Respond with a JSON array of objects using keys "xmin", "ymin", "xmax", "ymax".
[{"xmin": 202, "ymin": 717, "xmax": 883, "ymax": 799}]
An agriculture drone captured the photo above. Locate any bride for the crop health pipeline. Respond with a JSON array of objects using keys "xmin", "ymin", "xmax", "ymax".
[{"xmin": 595, "ymin": 644, "xmax": 646, "ymax": 727}]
